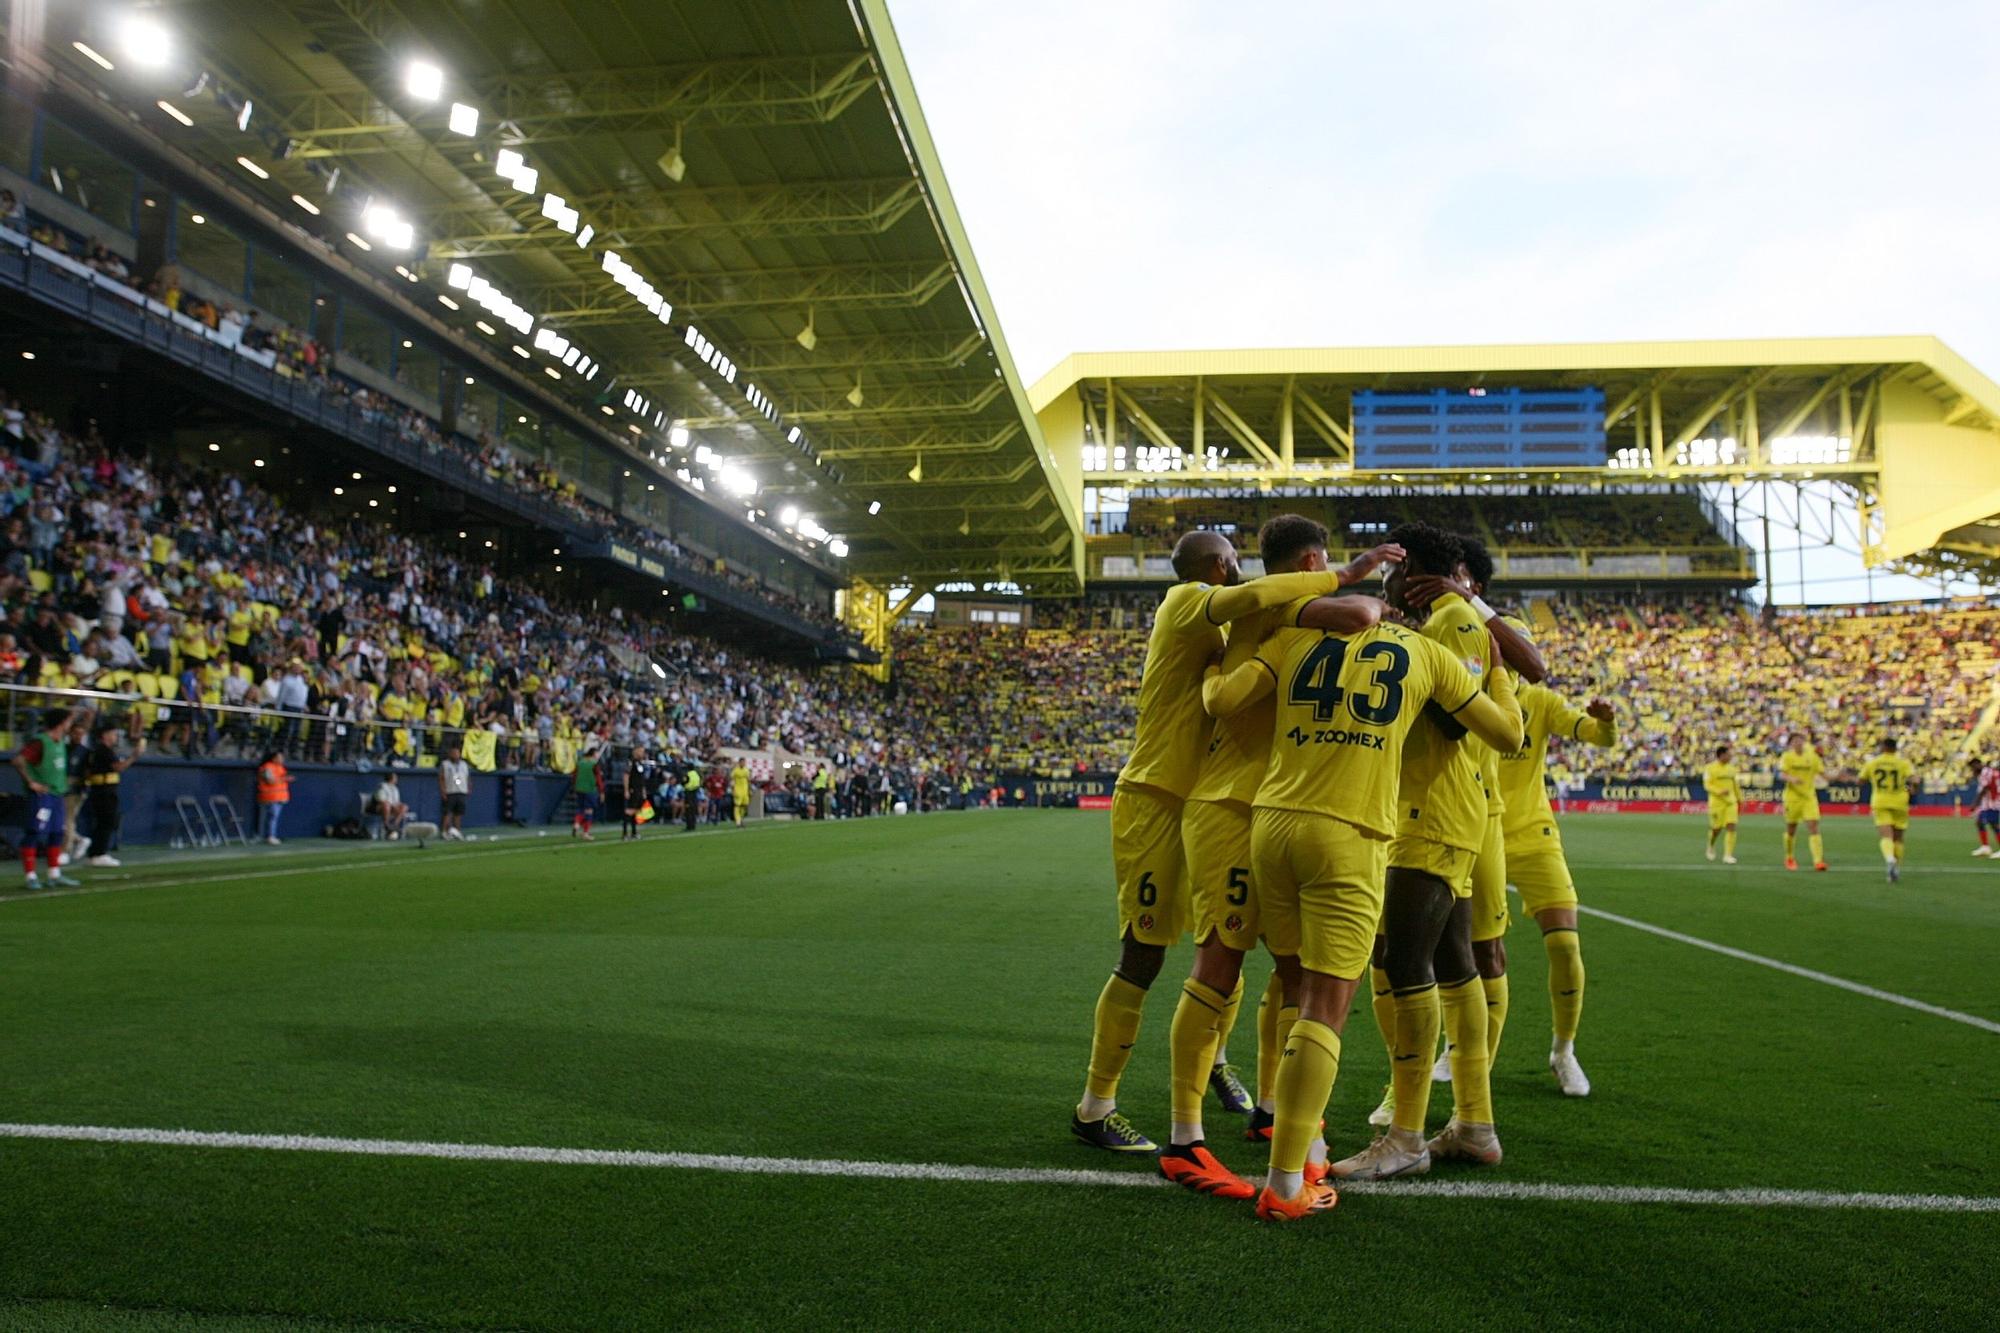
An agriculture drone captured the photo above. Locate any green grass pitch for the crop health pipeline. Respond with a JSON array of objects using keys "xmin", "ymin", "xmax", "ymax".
[{"xmin": 2, "ymin": 811, "xmax": 1998, "ymax": 1330}]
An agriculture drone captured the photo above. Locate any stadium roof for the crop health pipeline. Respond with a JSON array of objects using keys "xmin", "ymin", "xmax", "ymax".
[
  {"xmin": 1030, "ymin": 335, "xmax": 2000, "ymax": 579},
  {"xmin": 115, "ymin": 0, "xmax": 1082, "ymax": 591}
]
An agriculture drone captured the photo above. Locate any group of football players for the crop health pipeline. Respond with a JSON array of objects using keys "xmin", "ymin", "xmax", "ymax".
[{"xmin": 1068, "ymin": 515, "xmax": 1615, "ymax": 1221}]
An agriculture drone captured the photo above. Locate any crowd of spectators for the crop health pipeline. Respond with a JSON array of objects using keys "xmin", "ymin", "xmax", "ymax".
[
  {"xmin": 2, "ymin": 205, "xmax": 839, "ymax": 632},
  {"xmin": 0, "ymin": 393, "xmax": 906, "ymax": 800},
  {"xmin": 1533, "ymin": 596, "xmax": 2000, "ymax": 790}
]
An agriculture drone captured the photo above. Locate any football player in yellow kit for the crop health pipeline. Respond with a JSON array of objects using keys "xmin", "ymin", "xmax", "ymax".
[
  {"xmin": 1158, "ymin": 516, "xmax": 1394, "ymax": 1197},
  {"xmin": 1779, "ymin": 732, "xmax": 1827, "ymax": 871},
  {"xmin": 1703, "ymin": 745, "xmax": 1741, "ymax": 863},
  {"xmin": 1402, "ymin": 539, "xmax": 1546, "ymax": 1093},
  {"xmin": 1494, "ymin": 679, "xmax": 1615, "ymax": 1096},
  {"xmin": 1072, "ymin": 529, "xmax": 1401, "ymax": 1154},
  {"xmin": 1200, "ymin": 590, "xmax": 1524, "ymax": 1221},
  {"xmin": 1862, "ymin": 738, "xmax": 1916, "ymax": 882},
  {"xmin": 1333, "ymin": 522, "xmax": 1523, "ymax": 1180}
]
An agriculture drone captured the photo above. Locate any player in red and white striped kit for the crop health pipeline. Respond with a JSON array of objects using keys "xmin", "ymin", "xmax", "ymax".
[{"xmin": 1971, "ymin": 760, "xmax": 2000, "ymax": 857}]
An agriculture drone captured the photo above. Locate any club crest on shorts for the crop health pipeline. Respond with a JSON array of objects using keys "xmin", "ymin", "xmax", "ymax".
[
  {"xmin": 1225, "ymin": 913, "xmax": 1245, "ymax": 933},
  {"xmin": 1138, "ymin": 912, "xmax": 1155, "ymax": 932}
]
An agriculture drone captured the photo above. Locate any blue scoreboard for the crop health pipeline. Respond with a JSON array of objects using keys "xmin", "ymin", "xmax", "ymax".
[{"xmin": 1353, "ymin": 387, "xmax": 1606, "ymax": 469}]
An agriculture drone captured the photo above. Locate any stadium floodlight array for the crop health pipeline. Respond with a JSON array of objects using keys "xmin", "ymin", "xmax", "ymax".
[
  {"xmin": 540, "ymin": 192, "xmax": 580, "ymax": 235},
  {"xmin": 405, "ymin": 60, "xmax": 444, "ymax": 101},
  {"xmin": 682, "ymin": 325, "xmax": 736, "ymax": 383},
  {"xmin": 445, "ymin": 262, "xmax": 533, "ymax": 334},
  {"xmin": 534, "ymin": 327, "xmax": 599, "ymax": 380},
  {"xmin": 360, "ymin": 201, "xmax": 415, "ymax": 251},
  {"xmin": 601, "ymin": 251, "xmax": 674, "ymax": 326},
  {"xmin": 493, "ymin": 148, "xmax": 538, "ymax": 195}
]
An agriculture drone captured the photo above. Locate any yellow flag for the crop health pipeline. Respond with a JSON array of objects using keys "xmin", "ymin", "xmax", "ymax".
[
  {"xmin": 551, "ymin": 737, "xmax": 578, "ymax": 775},
  {"xmin": 463, "ymin": 731, "xmax": 497, "ymax": 773}
]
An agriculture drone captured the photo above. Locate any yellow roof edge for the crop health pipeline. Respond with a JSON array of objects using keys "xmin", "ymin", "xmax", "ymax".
[
  {"xmin": 1028, "ymin": 335, "xmax": 1972, "ymax": 413},
  {"xmin": 856, "ymin": 0, "xmax": 1083, "ymax": 586}
]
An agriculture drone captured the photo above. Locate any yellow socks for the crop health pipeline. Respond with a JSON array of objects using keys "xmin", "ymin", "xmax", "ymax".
[
  {"xmin": 1269, "ymin": 1018, "xmax": 1341, "ymax": 1175},
  {"xmin": 1254, "ymin": 971, "xmax": 1283, "ymax": 1108},
  {"xmin": 1167, "ymin": 979, "xmax": 1231, "ymax": 1134},
  {"xmin": 1371, "ymin": 964, "xmax": 1396, "ymax": 1061},
  {"xmin": 1879, "ymin": 836, "xmax": 1897, "ymax": 864},
  {"xmin": 1082, "ymin": 974, "xmax": 1148, "ymax": 1113},
  {"xmin": 1809, "ymin": 833, "xmax": 1825, "ymax": 866},
  {"xmin": 1389, "ymin": 985, "xmax": 1440, "ymax": 1134},
  {"xmin": 1725, "ymin": 829, "xmax": 1737, "ymax": 859},
  {"xmin": 1440, "ymin": 977, "xmax": 1494, "ymax": 1126},
  {"xmin": 1545, "ymin": 928, "xmax": 1585, "ymax": 1042},
  {"xmin": 1213, "ymin": 974, "xmax": 1245, "ymax": 1065},
  {"xmin": 1483, "ymin": 973, "xmax": 1510, "ymax": 1066},
  {"xmin": 1783, "ymin": 830, "xmax": 1796, "ymax": 860}
]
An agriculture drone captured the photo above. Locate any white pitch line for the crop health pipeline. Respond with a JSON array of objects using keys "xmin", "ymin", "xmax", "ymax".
[
  {"xmin": 0, "ymin": 818, "xmax": 796, "ymax": 907},
  {"xmin": 1577, "ymin": 902, "xmax": 2000, "ymax": 1035},
  {"xmin": 3, "ymin": 1122, "xmax": 1996, "ymax": 1213}
]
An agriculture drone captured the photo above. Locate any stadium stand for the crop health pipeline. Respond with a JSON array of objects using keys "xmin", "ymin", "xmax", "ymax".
[
  {"xmin": 0, "ymin": 389, "xmax": 886, "ymax": 782},
  {"xmin": 1534, "ymin": 596, "xmax": 2000, "ymax": 790},
  {"xmin": 883, "ymin": 583, "xmax": 2000, "ymax": 792},
  {"xmin": 0, "ymin": 209, "xmax": 844, "ymax": 635}
]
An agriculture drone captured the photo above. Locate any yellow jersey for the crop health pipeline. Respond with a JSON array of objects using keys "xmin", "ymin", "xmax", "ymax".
[
  {"xmin": 1242, "ymin": 622, "xmax": 1483, "ymax": 840},
  {"xmin": 1497, "ymin": 683, "xmax": 1616, "ymax": 846},
  {"xmin": 1779, "ymin": 747, "xmax": 1823, "ymax": 795},
  {"xmin": 1398, "ymin": 593, "xmax": 1499, "ymax": 852},
  {"xmin": 1703, "ymin": 762, "xmax": 1741, "ymax": 806},
  {"xmin": 1118, "ymin": 571, "xmax": 1346, "ymax": 800},
  {"xmin": 1861, "ymin": 753, "xmax": 1914, "ymax": 813},
  {"xmin": 1186, "ymin": 601, "xmax": 1301, "ymax": 806}
]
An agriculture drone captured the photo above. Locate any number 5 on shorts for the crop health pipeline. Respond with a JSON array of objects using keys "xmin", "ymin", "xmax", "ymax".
[{"xmin": 1227, "ymin": 867, "xmax": 1249, "ymax": 906}]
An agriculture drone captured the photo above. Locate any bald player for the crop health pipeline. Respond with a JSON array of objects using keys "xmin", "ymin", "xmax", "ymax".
[
  {"xmin": 1072, "ymin": 528, "xmax": 1402, "ymax": 1154},
  {"xmin": 1158, "ymin": 515, "xmax": 1394, "ymax": 1197}
]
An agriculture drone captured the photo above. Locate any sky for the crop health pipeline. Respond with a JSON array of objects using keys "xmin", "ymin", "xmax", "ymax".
[{"xmin": 888, "ymin": 0, "xmax": 2000, "ymax": 602}]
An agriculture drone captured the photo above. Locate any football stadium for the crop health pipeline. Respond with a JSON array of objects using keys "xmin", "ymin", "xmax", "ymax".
[{"xmin": 3, "ymin": 1, "xmax": 2000, "ymax": 1328}]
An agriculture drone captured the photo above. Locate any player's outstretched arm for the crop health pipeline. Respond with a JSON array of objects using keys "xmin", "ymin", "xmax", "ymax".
[
  {"xmin": 1569, "ymin": 697, "xmax": 1617, "ymax": 747},
  {"xmin": 1337, "ymin": 542, "xmax": 1406, "ymax": 587},
  {"xmin": 1296, "ymin": 595, "xmax": 1386, "ymax": 633},
  {"xmin": 1486, "ymin": 616, "xmax": 1547, "ymax": 684},
  {"xmin": 1202, "ymin": 657, "xmax": 1277, "ymax": 719},
  {"xmin": 1403, "ymin": 574, "xmax": 1547, "ymax": 682},
  {"xmin": 1454, "ymin": 664, "xmax": 1524, "ymax": 753},
  {"xmin": 1204, "ymin": 570, "xmax": 1346, "ymax": 624}
]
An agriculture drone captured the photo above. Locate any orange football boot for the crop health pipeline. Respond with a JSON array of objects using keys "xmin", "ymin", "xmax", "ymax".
[
  {"xmin": 1255, "ymin": 1179, "xmax": 1339, "ymax": 1222},
  {"xmin": 1158, "ymin": 1142, "xmax": 1254, "ymax": 1199}
]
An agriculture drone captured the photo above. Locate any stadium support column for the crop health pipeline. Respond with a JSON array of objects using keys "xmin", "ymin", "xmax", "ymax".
[{"xmin": 842, "ymin": 578, "xmax": 888, "ymax": 683}]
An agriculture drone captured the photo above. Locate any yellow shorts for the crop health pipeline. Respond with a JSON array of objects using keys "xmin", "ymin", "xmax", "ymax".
[
  {"xmin": 1873, "ymin": 809, "xmax": 1909, "ymax": 831},
  {"xmin": 1505, "ymin": 825, "xmax": 1579, "ymax": 918},
  {"xmin": 1468, "ymin": 811, "xmax": 1508, "ymax": 943},
  {"xmin": 1387, "ymin": 833, "xmax": 1477, "ymax": 898},
  {"xmin": 1250, "ymin": 807, "xmax": 1385, "ymax": 979},
  {"xmin": 1112, "ymin": 783, "xmax": 1188, "ymax": 946},
  {"xmin": 1183, "ymin": 797, "xmax": 1259, "ymax": 952},
  {"xmin": 1784, "ymin": 793, "xmax": 1822, "ymax": 824},
  {"xmin": 1708, "ymin": 802, "xmax": 1738, "ymax": 830}
]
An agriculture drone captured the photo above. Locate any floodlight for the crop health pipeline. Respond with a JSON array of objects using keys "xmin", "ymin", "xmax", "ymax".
[
  {"xmin": 405, "ymin": 61, "xmax": 444, "ymax": 102},
  {"xmin": 447, "ymin": 103, "xmax": 478, "ymax": 136}
]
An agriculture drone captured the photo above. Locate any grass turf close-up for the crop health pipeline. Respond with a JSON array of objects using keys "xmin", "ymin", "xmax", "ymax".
[{"xmin": 2, "ymin": 809, "xmax": 1997, "ymax": 1330}]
